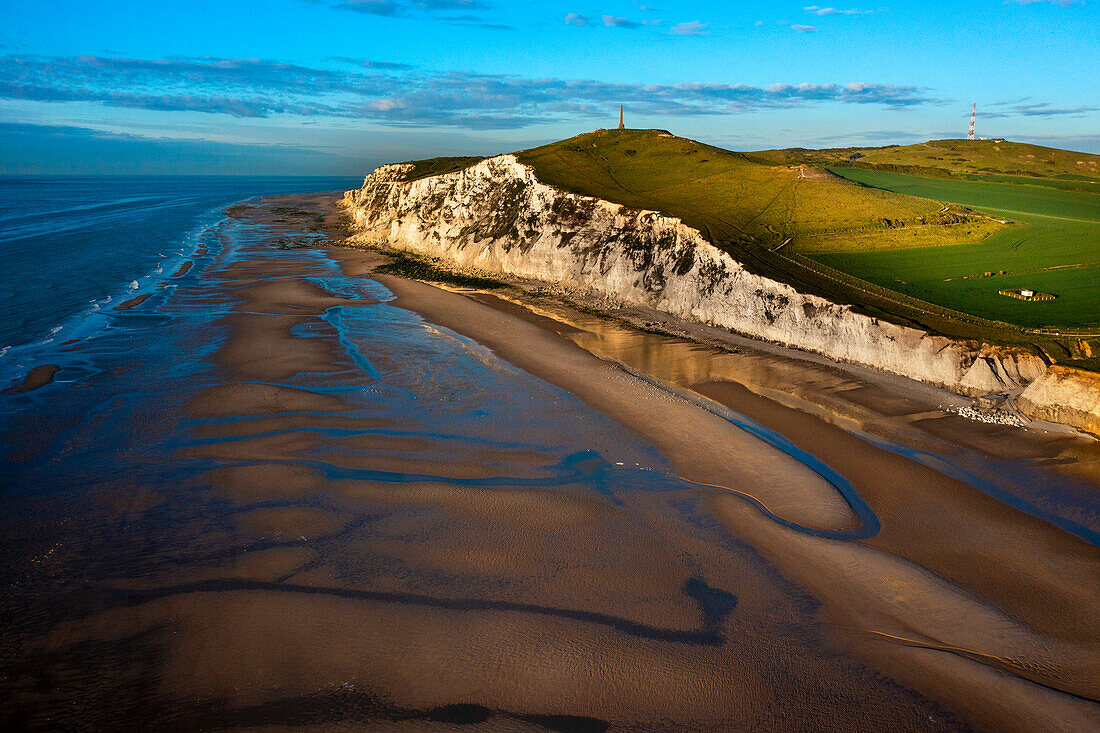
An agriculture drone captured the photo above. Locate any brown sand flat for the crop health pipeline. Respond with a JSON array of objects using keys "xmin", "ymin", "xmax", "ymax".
[
  {"xmin": 238, "ymin": 506, "xmax": 348, "ymax": 540},
  {"xmin": 2, "ymin": 364, "xmax": 60, "ymax": 394},
  {"xmin": 188, "ymin": 382, "xmax": 351, "ymax": 417},
  {"xmin": 113, "ymin": 293, "xmax": 153, "ymax": 311},
  {"xmin": 218, "ymin": 311, "xmax": 344, "ymax": 381},
  {"xmin": 190, "ymin": 413, "xmax": 400, "ymax": 441},
  {"xmin": 378, "ymin": 275, "xmax": 862, "ymax": 533},
  {"xmin": 483, "ymin": 286, "xmax": 1100, "ymax": 500},
  {"xmin": 228, "ymin": 274, "xmax": 376, "ymax": 315},
  {"xmin": 204, "ymin": 463, "xmax": 329, "ymax": 503},
  {"xmin": 172, "ymin": 261, "xmax": 193, "ymax": 277},
  {"xmin": 105, "ymin": 197, "xmax": 964, "ymax": 730},
  {"xmin": 693, "ymin": 380, "xmax": 1100, "ymax": 647},
  {"xmin": 705, "ymin": 495, "xmax": 1100, "ymax": 733},
  {"xmin": 693, "ymin": 379, "xmax": 1100, "ymax": 712},
  {"xmin": 374, "ymin": 274, "xmax": 1100, "ymax": 731}
]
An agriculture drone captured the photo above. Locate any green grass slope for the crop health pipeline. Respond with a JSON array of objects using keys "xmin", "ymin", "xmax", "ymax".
[
  {"xmin": 753, "ymin": 139, "xmax": 1100, "ymax": 182},
  {"xmin": 395, "ymin": 156, "xmax": 484, "ymax": 182},
  {"xmin": 515, "ymin": 129, "xmax": 1000, "ymax": 254},
  {"xmin": 818, "ymin": 169, "xmax": 1100, "ymax": 330}
]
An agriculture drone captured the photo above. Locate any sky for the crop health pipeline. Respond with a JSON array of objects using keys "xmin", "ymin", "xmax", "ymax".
[{"xmin": 0, "ymin": 0, "xmax": 1096, "ymax": 175}]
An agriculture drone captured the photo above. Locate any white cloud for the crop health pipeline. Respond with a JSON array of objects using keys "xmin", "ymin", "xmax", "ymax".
[
  {"xmin": 1007, "ymin": 0, "xmax": 1083, "ymax": 6},
  {"xmin": 791, "ymin": 24, "xmax": 818, "ymax": 32},
  {"xmin": 602, "ymin": 15, "xmax": 640, "ymax": 28},
  {"xmin": 0, "ymin": 54, "xmax": 946, "ymax": 129},
  {"xmin": 564, "ymin": 12, "xmax": 589, "ymax": 26},
  {"xmin": 983, "ymin": 100, "xmax": 1100, "ymax": 118},
  {"xmin": 669, "ymin": 20, "xmax": 708, "ymax": 35},
  {"xmin": 803, "ymin": 6, "xmax": 874, "ymax": 15}
]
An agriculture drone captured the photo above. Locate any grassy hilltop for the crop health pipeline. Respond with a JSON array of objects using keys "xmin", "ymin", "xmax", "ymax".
[
  {"xmin": 514, "ymin": 130, "xmax": 1003, "ymax": 253},
  {"xmin": 385, "ymin": 130, "xmax": 1100, "ymax": 361},
  {"xmin": 753, "ymin": 138, "xmax": 1100, "ymax": 184}
]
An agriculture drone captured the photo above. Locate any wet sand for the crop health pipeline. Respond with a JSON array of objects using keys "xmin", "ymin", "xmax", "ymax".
[
  {"xmin": 2, "ymin": 192, "xmax": 1097, "ymax": 731},
  {"xmin": 375, "ymin": 273, "xmax": 1100, "ymax": 731},
  {"xmin": 113, "ymin": 292, "xmax": 153, "ymax": 311},
  {"xmin": 162, "ymin": 197, "xmax": 965, "ymax": 730},
  {"xmin": 378, "ymin": 274, "xmax": 862, "ymax": 533},
  {"xmin": 2, "ymin": 364, "xmax": 59, "ymax": 394}
]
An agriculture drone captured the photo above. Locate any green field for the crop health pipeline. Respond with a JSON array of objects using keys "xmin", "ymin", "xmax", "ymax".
[
  {"xmin": 753, "ymin": 138, "xmax": 1100, "ymax": 181},
  {"xmin": 959, "ymin": 173, "xmax": 1100, "ymax": 195},
  {"xmin": 815, "ymin": 169, "xmax": 1100, "ymax": 329}
]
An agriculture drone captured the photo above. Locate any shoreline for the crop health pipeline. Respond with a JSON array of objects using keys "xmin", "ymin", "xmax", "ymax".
[
  {"xmin": 361, "ymin": 267, "xmax": 1100, "ymax": 732},
  {"xmin": 342, "ymin": 240, "xmax": 1094, "ymax": 443},
  {"xmin": 170, "ymin": 193, "xmax": 968, "ymax": 729},
  {"xmin": 4, "ymin": 190, "xmax": 1096, "ymax": 730},
  {"xmin": 321, "ymin": 187, "xmax": 1100, "ymax": 518},
  {"xmin": 342, "ymin": 155, "xmax": 1066, "ymax": 406},
  {"xmin": 318, "ymin": 192, "xmax": 1100, "ymax": 729}
]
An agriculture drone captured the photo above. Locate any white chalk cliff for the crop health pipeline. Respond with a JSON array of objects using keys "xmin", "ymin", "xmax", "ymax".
[{"xmin": 343, "ymin": 154, "xmax": 1099, "ymax": 432}]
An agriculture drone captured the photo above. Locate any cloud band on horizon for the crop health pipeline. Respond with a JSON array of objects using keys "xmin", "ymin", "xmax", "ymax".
[{"xmin": 0, "ymin": 54, "xmax": 947, "ymax": 129}]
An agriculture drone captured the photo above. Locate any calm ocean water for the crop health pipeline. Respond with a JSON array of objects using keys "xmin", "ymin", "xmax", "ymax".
[{"xmin": 0, "ymin": 176, "xmax": 359, "ymax": 358}]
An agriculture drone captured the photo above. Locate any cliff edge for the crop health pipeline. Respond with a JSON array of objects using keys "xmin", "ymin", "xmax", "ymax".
[{"xmin": 342, "ymin": 154, "xmax": 1099, "ymax": 435}]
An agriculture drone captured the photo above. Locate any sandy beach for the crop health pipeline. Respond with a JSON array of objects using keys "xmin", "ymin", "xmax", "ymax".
[
  {"xmin": 1, "ymin": 192, "xmax": 1097, "ymax": 731},
  {"xmin": 370, "ymin": 263, "xmax": 1100, "ymax": 732}
]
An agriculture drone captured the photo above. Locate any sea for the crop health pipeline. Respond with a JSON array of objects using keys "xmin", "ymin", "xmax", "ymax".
[{"xmin": 0, "ymin": 176, "xmax": 360, "ymax": 382}]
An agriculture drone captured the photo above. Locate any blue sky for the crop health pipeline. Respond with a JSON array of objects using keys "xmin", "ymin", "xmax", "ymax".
[{"xmin": 0, "ymin": 0, "xmax": 1096, "ymax": 174}]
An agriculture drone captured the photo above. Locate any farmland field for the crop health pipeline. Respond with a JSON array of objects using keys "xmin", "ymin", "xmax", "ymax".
[{"xmin": 812, "ymin": 169, "xmax": 1100, "ymax": 330}]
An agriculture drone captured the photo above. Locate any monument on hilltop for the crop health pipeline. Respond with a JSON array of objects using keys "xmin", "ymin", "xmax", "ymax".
[{"xmin": 617, "ymin": 105, "xmax": 625, "ymax": 130}]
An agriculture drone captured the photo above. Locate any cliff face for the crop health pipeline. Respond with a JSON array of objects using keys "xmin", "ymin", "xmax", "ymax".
[
  {"xmin": 343, "ymin": 154, "xmax": 1052, "ymax": 400},
  {"xmin": 1018, "ymin": 367, "xmax": 1100, "ymax": 436}
]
